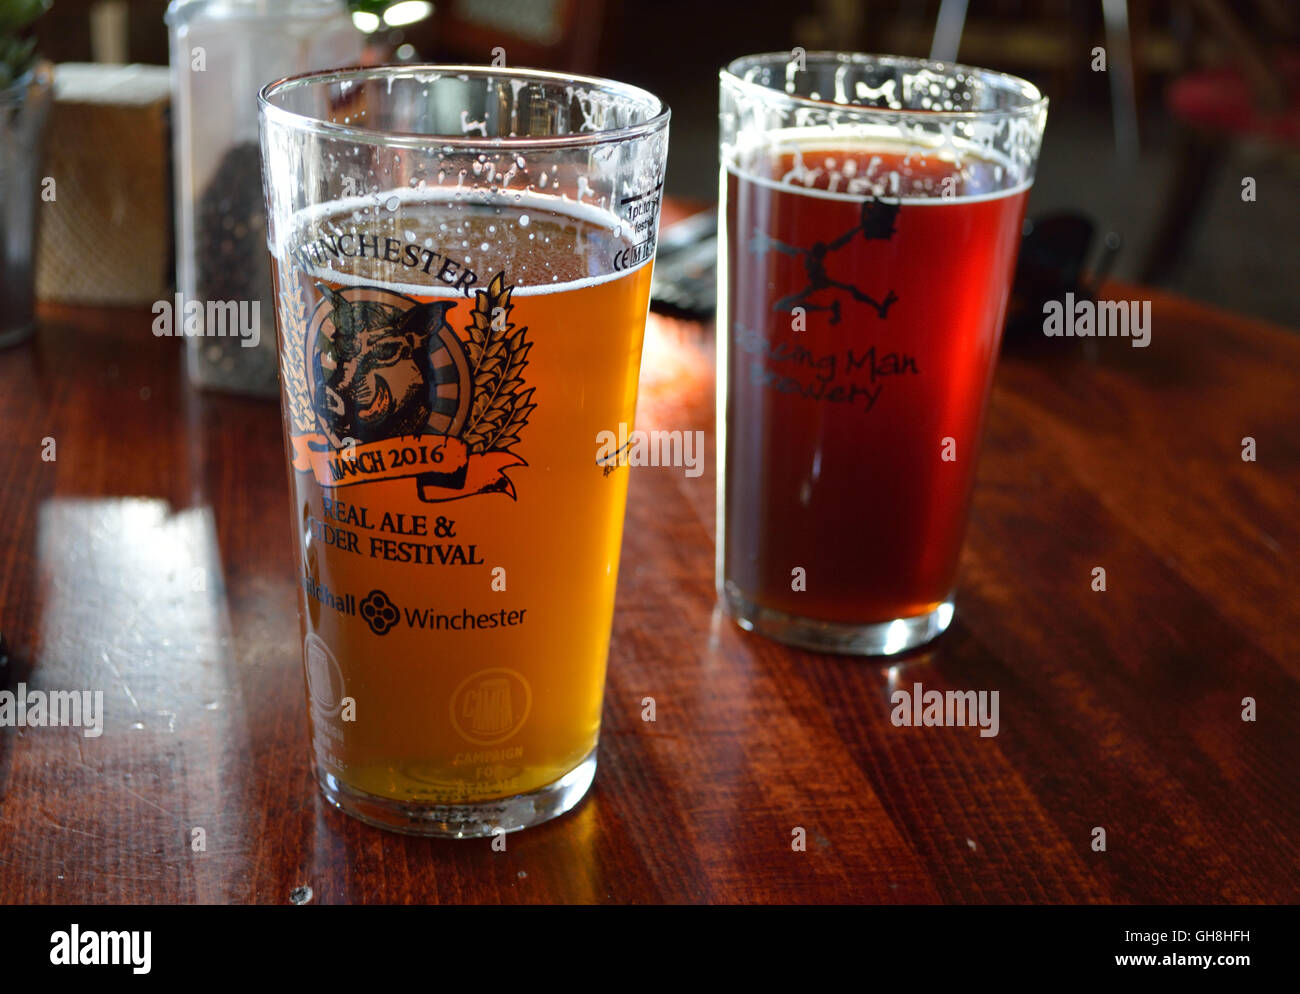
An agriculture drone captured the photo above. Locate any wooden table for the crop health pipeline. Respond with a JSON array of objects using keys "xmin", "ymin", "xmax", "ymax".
[{"xmin": 1, "ymin": 274, "xmax": 1297, "ymax": 905}]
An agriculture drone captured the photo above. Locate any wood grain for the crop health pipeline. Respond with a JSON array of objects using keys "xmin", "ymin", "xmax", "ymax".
[{"xmin": 0, "ymin": 277, "xmax": 1295, "ymax": 904}]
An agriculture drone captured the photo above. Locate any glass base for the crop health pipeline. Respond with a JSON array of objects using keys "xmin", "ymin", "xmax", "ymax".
[
  {"xmin": 316, "ymin": 747, "xmax": 597, "ymax": 838},
  {"xmin": 723, "ymin": 583, "xmax": 953, "ymax": 656}
]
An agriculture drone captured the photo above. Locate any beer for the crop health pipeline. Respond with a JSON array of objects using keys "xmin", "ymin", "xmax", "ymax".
[
  {"xmin": 273, "ymin": 192, "xmax": 652, "ymax": 810},
  {"xmin": 260, "ymin": 63, "xmax": 668, "ymax": 834},
  {"xmin": 720, "ymin": 138, "xmax": 1029, "ymax": 637},
  {"xmin": 717, "ymin": 54, "xmax": 1044, "ymax": 654}
]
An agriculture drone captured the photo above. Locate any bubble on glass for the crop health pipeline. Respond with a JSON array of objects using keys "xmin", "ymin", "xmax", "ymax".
[
  {"xmin": 518, "ymin": 214, "xmax": 529, "ymax": 227},
  {"xmin": 385, "ymin": 196, "xmax": 400, "ymax": 212}
]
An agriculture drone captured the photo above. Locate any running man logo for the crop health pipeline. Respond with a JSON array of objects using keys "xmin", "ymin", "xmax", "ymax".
[{"xmin": 751, "ymin": 197, "xmax": 901, "ymax": 324}]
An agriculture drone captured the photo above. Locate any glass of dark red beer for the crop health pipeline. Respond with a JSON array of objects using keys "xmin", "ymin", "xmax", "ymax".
[{"xmin": 718, "ymin": 53, "xmax": 1048, "ymax": 655}]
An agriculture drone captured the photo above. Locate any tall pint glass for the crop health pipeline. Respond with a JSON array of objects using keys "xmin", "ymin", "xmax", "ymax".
[
  {"xmin": 259, "ymin": 66, "xmax": 669, "ymax": 835},
  {"xmin": 718, "ymin": 54, "xmax": 1046, "ymax": 655}
]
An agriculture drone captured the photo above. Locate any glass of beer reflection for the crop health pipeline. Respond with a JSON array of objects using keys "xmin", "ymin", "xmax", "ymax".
[
  {"xmin": 718, "ymin": 54, "xmax": 1046, "ymax": 655},
  {"xmin": 259, "ymin": 66, "xmax": 668, "ymax": 835}
]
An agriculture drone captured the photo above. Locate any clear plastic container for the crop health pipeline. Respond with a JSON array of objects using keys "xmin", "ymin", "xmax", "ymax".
[{"xmin": 166, "ymin": 0, "xmax": 361, "ymax": 396}]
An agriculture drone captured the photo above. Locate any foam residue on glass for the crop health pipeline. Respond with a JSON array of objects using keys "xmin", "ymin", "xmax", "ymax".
[
  {"xmin": 260, "ymin": 67, "xmax": 669, "ymax": 285},
  {"xmin": 723, "ymin": 53, "xmax": 1047, "ymax": 201}
]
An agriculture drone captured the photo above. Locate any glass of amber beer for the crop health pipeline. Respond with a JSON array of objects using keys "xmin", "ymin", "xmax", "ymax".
[
  {"xmin": 259, "ymin": 66, "xmax": 668, "ymax": 835},
  {"xmin": 718, "ymin": 54, "xmax": 1046, "ymax": 654}
]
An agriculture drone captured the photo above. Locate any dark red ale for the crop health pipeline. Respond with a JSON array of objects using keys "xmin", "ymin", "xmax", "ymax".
[{"xmin": 722, "ymin": 141, "xmax": 1028, "ymax": 627}]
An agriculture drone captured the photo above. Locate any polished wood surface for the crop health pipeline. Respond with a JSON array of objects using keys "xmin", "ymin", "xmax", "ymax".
[{"xmin": 1, "ymin": 274, "xmax": 1297, "ymax": 904}]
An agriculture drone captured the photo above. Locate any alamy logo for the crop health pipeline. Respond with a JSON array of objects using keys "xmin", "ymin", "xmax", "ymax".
[
  {"xmin": 151, "ymin": 293, "xmax": 261, "ymax": 348},
  {"xmin": 890, "ymin": 682, "xmax": 1000, "ymax": 737},
  {"xmin": 50, "ymin": 925, "xmax": 151, "ymax": 974},
  {"xmin": 0, "ymin": 684, "xmax": 103, "ymax": 737},
  {"xmin": 1043, "ymin": 292, "xmax": 1151, "ymax": 347},
  {"xmin": 595, "ymin": 422, "xmax": 705, "ymax": 478}
]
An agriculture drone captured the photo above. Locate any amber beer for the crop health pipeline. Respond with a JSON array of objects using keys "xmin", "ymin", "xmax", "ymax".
[
  {"xmin": 260, "ymin": 65, "xmax": 667, "ymax": 835},
  {"xmin": 274, "ymin": 193, "xmax": 652, "ymax": 823}
]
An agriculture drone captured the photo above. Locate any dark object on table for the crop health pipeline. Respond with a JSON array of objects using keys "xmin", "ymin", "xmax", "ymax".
[
  {"xmin": 649, "ymin": 209, "xmax": 717, "ymax": 318},
  {"xmin": 1003, "ymin": 211, "xmax": 1122, "ymax": 348},
  {"xmin": 0, "ymin": 0, "xmax": 53, "ymax": 348},
  {"xmin": 1141, "ymin": 1, "xmax": 1300, "ymax": 284},
  {"xmin": 193, "ymin": 141, "xmax": 278, "ymax": 395}
]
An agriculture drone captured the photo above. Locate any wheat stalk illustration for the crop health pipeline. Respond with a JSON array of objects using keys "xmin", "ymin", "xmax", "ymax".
[
  {"xmin": 462, "ymin": 271, "xmax": 534, "ymax": 454},
  {"xmin": 280, "ymin": 276, "xmax": 317, "ymax": 435}
]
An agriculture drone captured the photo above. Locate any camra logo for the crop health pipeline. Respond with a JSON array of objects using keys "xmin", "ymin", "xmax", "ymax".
[
  {"xmin": 450, "ymin": 668, "xmax": 532, "ymax": 746},
  {"xmin": 282, "ymin": 271, "xmax": 534, "ymax": 502},
  {"xmin": 304, "ymin": 634, "xmax": 345, "ymax": 716}
]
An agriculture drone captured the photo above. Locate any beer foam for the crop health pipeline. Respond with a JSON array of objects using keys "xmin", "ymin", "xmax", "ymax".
[
  {"xmin": 725, "ymin": 126, "xmax": 1032, "ymax": 205},
  {"xmin": 283, "ymin": 187, "xmax": 652, "ymax": 298}
]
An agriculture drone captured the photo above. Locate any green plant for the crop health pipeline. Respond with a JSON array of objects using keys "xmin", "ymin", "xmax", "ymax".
[{"xmin": 0, "ymin": 0, "xmax": 50, "ymax": 90}]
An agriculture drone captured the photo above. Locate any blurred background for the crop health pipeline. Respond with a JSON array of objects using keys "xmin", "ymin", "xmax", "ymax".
[{"xmin": 20, "ymin": 0, "xmax": 1300, "ymax": 328}]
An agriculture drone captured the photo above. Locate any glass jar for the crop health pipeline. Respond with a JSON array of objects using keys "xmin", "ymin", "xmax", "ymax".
[{"xmin": 166, "ymin": 0, "xmax": 361, "ymax": 395}]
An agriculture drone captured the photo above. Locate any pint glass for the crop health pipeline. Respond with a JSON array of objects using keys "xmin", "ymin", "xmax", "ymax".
[
  {"xmin": 259, "ymin": 66, "xmax": 669, "ymax": 835},
  {"xmin": 718, "ymin": 54, "xmax": 1046, "ymax": 654}
]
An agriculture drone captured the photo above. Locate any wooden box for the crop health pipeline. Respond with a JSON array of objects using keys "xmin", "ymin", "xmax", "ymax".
[{"xmin": 35, "ymin": 63, "xmax": 171, "ymax": 306}]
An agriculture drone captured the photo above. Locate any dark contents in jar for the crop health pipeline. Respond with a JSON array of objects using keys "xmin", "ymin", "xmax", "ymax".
[{"xmin": 194, "ymin": 141, "xmax": 277, "ymax": 395}]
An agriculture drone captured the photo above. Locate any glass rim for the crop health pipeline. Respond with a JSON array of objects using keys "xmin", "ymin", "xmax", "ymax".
[
  {"xmin": 258, "ymin": 63, "xmax": 671, "ymax": 151},
  {"xmin": 720, "ymin": 51, "xmax": 1048, "ymax": 122}
]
